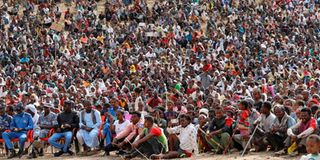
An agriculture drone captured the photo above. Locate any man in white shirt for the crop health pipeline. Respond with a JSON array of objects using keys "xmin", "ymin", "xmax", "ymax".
[
  {"xmin": 150, "ymin": 114, "xmax": 198, "ymax": 159},
  {"xmin": 76, "ymin": 100, "xmax": 102, "ymax": 154},
  {"xmin": 134, "ymin": 88, "xmax": 143, "ymax": 112}
]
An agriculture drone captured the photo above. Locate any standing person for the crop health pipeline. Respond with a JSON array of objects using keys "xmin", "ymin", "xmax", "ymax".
[
  {"xmin": 76, "ymin": 100, "xmax": 102, "ymax": 154},
  {"xmin": 150, "ymin": 114, "xmax": 198, "ymax": 159},
  {"xmin": 27, "ymin": 103, "xmax": 58, "ymax": 159},
  {"xmin": 134, "ymin": 88, "xmax": 144, "ymax": 111},
  {"xmin": 125, "ymin": 116, "xmax": 168, "ymax": 158},
  {"xmin": 48, "ymin": 100, "xmax": 79, "ymax": 157},
  {"xmin": 267, "ymin": 105, "xmax": 296, "ymax": 152},
  {"xmin": 2, "ymin": 103, "xmax": 33, "ymax": 159}
]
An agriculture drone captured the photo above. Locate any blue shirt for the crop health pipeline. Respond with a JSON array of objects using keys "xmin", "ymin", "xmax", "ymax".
[
  {"xmin": 108, "ymin": 106, "xmax": 121, "ymax": 120},
  {"xmin": 0, "ymin": 114, "xmax": 12, "ymax": 130},
  {"xmin": 10, "ymin": 112, "xmax": 33, "ymax": 132}
]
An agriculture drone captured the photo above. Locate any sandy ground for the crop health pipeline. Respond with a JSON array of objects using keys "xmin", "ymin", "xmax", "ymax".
[{"xmin": 0, "ymin": 149, "xmax": 300, "ymax": 160}]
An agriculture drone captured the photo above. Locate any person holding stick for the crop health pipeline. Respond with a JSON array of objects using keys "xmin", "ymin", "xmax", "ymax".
[
  {"xmin": 205, "ymin": 107, "xmax": 233, "ymax": 154},
  {"xmin": 252, "ymin": 101, "xmax": 276, "ymax": 152}
]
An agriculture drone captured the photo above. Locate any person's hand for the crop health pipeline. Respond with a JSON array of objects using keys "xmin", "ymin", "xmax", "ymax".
[
  {"xmin": 168, "ymin": 121, "xmax": 172, "ymax": 128},
  {"xmin": 85, "ymin": 127, "xmax": 93, "ymax": 132},
  {"xmin": 118, "ymin": 141, "xmax": 125, "ymax": 148},
  {"xmin": 64, "ymin": 124, "xmax": 71, "ymax": 128},
  {"xmin": 271, "ymin": 127, "xmax": 278, "ymax": 133},
  {"xmin": 112, "ymin": 138, "xmax": 118, "ymax": 144},
  {"xmin": 131, "ymin": 142, "xmax": 139, "ymax": 149},
  {"xmin": 12, "ymin": 128, "xmax": 19, "ymax": 132},
  {"xmin": 109, "ymin": 115, "xmax": 113, "ymax": 122},
  {"xmin": 206, "ymin": 132, "xmax": 216, "ymax": 139},
  {"xmin": 81, "ymin": 125, "xmax": 87, "ymax": 130},
  {"xmin": 233, "ymin": 128, "xmax": 238, "ymax": 133},
  {"xmin": 291, "ymin": 135, "xmax": 298, "ymax": 142}
]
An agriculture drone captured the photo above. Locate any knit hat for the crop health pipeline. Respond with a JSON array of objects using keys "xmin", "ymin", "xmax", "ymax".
[{"xmin": 199, "ymin": 108, "xmax": 209, "ymax": 117}]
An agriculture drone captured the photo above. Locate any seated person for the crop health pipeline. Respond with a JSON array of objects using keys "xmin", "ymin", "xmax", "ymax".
[
  {"xmin": 125, "ymin": 116, "xmax": 168, "ymax": 159},
  {"xmin": 151, "ymin": 114, "xmax": 198, "ymax": 159},
  {"xmin": 206, "ymin": 107, "xmax": 233, "ymax": 154},
  {"xmin": 105, "ymin": 111, "xmax": 144, "ymax": 154},
  {"xmin": 2, "ymin": 103, "xmax": 33, "ymax": 159},
  {"xmin": 278, "ymin": 108, "xmax": 317, "ymax": 155},
  {"xmin": 48, "ymin": 100, "xmax": 79, "ymax": 157},
  {"xmin": 28, "ymin": 103, "xmax": 58, "ymax": 158},
  {"xmin": 103, "ymin": 109, "xmax": 130, "ymax": 155},
  {"xmin": 252, "ymin": 101, "xmax": 276, "ymax": 152},
  {"xmin": 233, "ymin": 100, "xmax": 251, "ymax": 154},
  {"xmin": 0, "ymin": 103, "xmax": 12, "ymax": 139},
  {"xmin": 266, "ymin": 105, "xmax": 296, "ymax": 152},
  {"xmin": 300, "ymin": 134, "xmax": 320, "ymax": 160},
  {"xmin": 76, "ymin": 100, "xmax": 102, "ymax": 154},
  {"xmin": 196, "ymin": 111, "xmax": 211, "ymax": 153}
]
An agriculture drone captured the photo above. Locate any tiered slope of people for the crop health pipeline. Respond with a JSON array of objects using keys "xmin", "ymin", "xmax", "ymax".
[{"xmin": 0, "ymin": 0, "xmax": 320, "ymax": 160}]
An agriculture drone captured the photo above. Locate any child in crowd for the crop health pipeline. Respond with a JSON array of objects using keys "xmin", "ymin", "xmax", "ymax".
[{"xmin": 300, "ymin": 134, "xmax": 320, "ymax": 160}]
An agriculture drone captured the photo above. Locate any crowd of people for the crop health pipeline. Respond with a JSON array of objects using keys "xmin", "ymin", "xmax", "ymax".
[{"xmin": 0, "ymin": 0, "xmax": 320, "ymax": 159}]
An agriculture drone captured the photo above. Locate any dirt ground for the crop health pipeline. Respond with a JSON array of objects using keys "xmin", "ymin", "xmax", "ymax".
[{"xmin": 0, "ymin": 150, "xmax": 300, "ymax": 160}]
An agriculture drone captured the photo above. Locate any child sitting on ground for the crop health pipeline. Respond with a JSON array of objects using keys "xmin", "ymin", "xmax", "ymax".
[{"xmin": 300, "ymin": 134, "xmax": 320, "ymax": 160}]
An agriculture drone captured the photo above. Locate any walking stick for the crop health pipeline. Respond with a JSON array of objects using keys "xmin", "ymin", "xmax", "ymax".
[
  {"xmin": 241, "ymin": 124, "xmax": 259, "ymax": 157},
  {"xmin": 198, "ymin": 128, "xmax": 224, "ymax": 149},
  {"xmin": 223, "ymin": 130, "xmax": 236, "ymax": 154},
  {"xmin": 127, "ymin": 139, "xmax": 150, "ymax": 160},
  {"xmin": 19, "ymin": 139, "xmax": 35, "ymax": 158},
  {"xmin": 224, "ymin": 119, "xmax": 238, "ymax": 155}
]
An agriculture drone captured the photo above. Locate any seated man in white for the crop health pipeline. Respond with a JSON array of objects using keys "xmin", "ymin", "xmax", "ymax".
[{"xmin": 76, "ymin": 100, "xmax": 102, "ymax": 153}]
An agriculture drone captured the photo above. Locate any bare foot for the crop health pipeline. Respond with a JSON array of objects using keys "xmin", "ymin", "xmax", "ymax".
[{"xmin": 150, "ymin": 154, "xmax": 163, "ymax": 159}]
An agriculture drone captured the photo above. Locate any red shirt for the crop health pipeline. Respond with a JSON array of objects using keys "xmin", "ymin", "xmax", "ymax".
[{"xmin": 146, "ymin": 97, "xmax": 163, "ymax": 108}]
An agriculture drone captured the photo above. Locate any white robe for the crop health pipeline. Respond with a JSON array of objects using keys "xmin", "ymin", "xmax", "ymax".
[{"xmin": 77, "ymin": 110, "xmax": 102, "ymax": 148}]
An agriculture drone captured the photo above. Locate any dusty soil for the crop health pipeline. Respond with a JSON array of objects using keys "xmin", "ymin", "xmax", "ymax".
[{"xmin": 0, "ymin": 149, "xmax": 299, "ymax": 160}]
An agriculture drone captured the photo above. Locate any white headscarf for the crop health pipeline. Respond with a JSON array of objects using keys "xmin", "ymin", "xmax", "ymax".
[{"xmin": 25, "ymin": 104, "xmax": 39, "ymax": 127}]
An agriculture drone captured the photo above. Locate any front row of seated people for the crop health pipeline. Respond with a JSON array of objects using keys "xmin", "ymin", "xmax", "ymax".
[{"xmin": 0, "ymin": 100, "xmax": 319, "ymax": 159}]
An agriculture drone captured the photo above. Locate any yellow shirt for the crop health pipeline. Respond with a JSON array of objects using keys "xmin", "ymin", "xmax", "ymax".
[{"xmin": 97, "ymin": 35, "xmax": 105, "ymax": 44}]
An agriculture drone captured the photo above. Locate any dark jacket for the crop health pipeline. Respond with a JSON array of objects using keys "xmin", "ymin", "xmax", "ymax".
[
  {"xmin": 209, "ymin": 115, "xmax": 231, "ymax": 134},
  {"xmin": 56, "ymin": 111, "xmax": 79, "ymax": 132}
]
